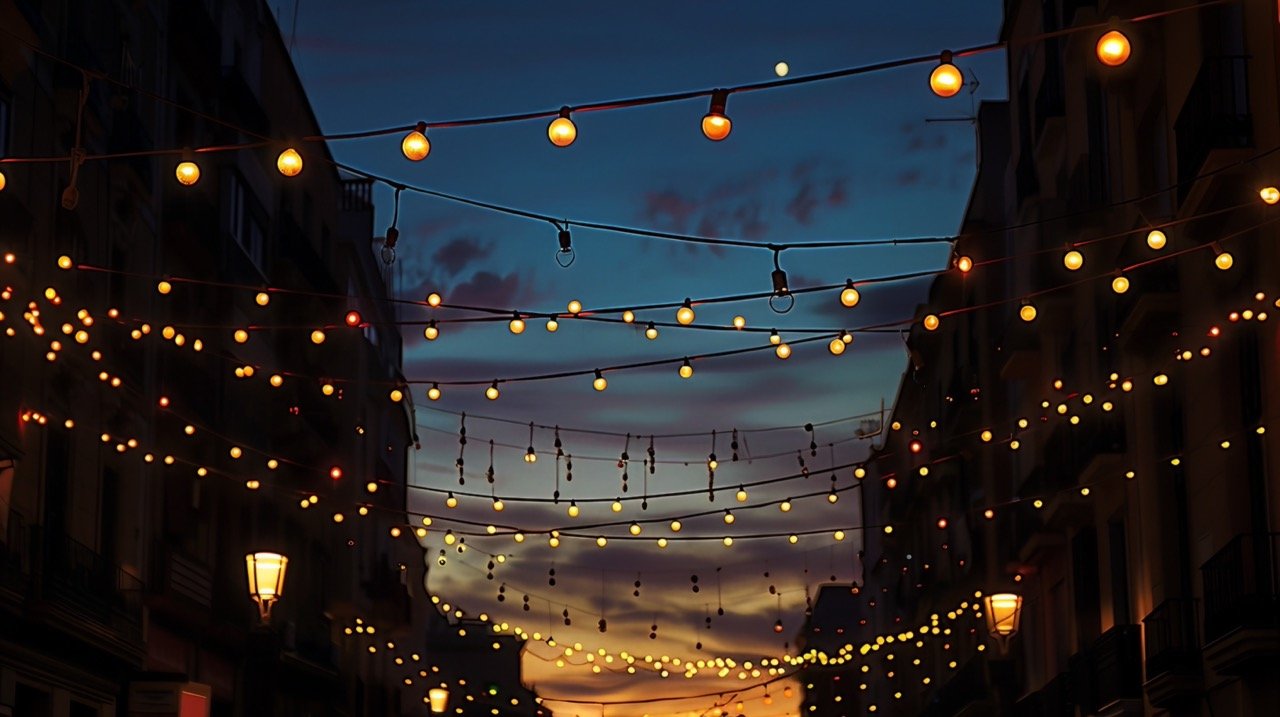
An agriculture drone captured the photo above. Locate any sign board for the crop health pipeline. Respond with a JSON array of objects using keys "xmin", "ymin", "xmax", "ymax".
[{"xmin": 128, "ymin": 682, "xmax": 211, "ymax": 717}]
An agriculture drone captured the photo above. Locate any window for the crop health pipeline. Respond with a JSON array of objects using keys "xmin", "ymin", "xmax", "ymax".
[{"xmin": 227, "ymin": 173, "xmax": 266, "ymax": 270}]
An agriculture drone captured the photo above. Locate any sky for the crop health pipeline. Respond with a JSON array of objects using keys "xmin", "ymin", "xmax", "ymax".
[{"xmin": 288, "ymin": 2, "xmax": 1006, "ymax": 714}]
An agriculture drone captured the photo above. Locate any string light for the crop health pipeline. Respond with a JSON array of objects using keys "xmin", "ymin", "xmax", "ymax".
[
  {"xmin": 1019, "ymin": 302, "xmax": 1037, "ymax": 322},
  {"xmin": 676, "ymin": 299, "xmax": 696, "ymax": 325},
  {"xmin": 1261, "ymin": 187, "xmax": 1280, "ymax": 205},
  {"xmin": 428, "ymin": 383, "xmax": 442, "ymax": 401},
  {"xmin": 592, "ymin": 371, "xmax": 608, "ymax": 392},
  {"xmin": 1111, "ymin": 274, "xmax": 1130, "ymax": 294},
  {"xmin": 929, "ymin": 51, "xmax": 963, "ymax": 98},
  {"xmin": 923, "ymin": 314, "xmax": 940, "ymax": 331},
  {"xmin": 175, "ymin": 161, "xmax": 200, "ymax": 186},
  {"xmin": 644, "ymin": 322, "xmax": 659, "ymax": 340},
  {"xmin": 424, "ymin": 321, "xmax": 439, "ymax": 340},
  {"xmin": 402, "ymin": 122, "xmax": 431, "ymax": 161},
  {"xmin": 732, "ymin": 315, "xmax": 746, "ymax": 328},
  {"xmin": 1095, "ymin": 29, "xmax": 1132, "ymax": 66},
  {"xmin": 1062, "ymin": 250, "xmax": 1083, "ymax": 271},
  {"xmin": 840, "ymin": 280, "xmax": 860, "ymax": 307},
  {"xmin": 774, "ymin": 342, "xmax": 791, "ymax": 360},
  {"xmin": 828, "ymin": 336, "xmax": 846, "ymax": 355},
  {"xmin": 508, "ymin": 313, "xmax": 526, "ymax": 334},
  {"xmin": 547, "ymin": 107, "xmax": 577, "ymax": 147},
  {"xmin": 679, "ymin": 359, "xmax": 694, "ymax": 379},
  {"xmin": 701, "ymin": 90, "xmax": 732, "ymax": 141},
  {"xmin": 1212, "ymin": 244, "xmax": 1233, "ymax": 270},
  {"xmin": 545, "ymin": 318, "xmax": 559, "ymax": 332},
  {"xmin": 1146, "ymin": 229, "xmax": 1167, "ymax": 249},
  {"xmin": 955, "ymin": 255, "xmax": 973, "ymax": 273},
  {"xmin": 276, "ymin": 147, "xmax": 303, "ymax": 176},
  {"xmin": 485, "ymin": 382, "xmax": 500, "ymax": 401}
]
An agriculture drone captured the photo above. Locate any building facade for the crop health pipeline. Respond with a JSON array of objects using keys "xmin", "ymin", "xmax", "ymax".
[
  {"xmin": 852, "ymin": 0, "xmax": 1280, "ymax": 715},
  {"xmin": 0, "ymin": 1, "xmax": 536, "ymax": 716}
]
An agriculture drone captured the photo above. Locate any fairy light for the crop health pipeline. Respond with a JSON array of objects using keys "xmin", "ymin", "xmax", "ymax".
[{"xmin": 929, "ymin": 51, "xmax": 963, "ymax": 97}]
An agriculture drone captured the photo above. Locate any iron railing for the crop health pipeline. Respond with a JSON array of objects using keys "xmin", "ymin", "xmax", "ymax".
[
  {"xmin": 1201, "ymin": 532, "xmax": 1280, "ymax": 643},
  {"xmin": 1143, "ymin": 597, "xmax": 1200, "ymax": 679}
]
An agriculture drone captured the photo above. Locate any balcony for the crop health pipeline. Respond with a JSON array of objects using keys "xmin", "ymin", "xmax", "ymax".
[
  {"xmin": 1142, "ymin": 598, "xmax": 1202, "ymax": 709},
  {"xmin": 1069, "ymin": 624, "xmax": 1143, "ymax": 716},
  {"xmin": 1013, "ymin": 672, "xmax": 1072, "ymax": 717},
  {"xmin": 1201, "ymin": 532, "xmax": 1280, "ymax": 674},
  {"xmin": 1174, "ymin": 56, "xmax": 1252, "ymax": 204},
  {"xmin": 147, "ymin": 539, "xmax": 214, "ymax": 625}
]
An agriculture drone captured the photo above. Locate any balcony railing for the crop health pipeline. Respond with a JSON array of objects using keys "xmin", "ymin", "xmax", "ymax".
[
  {"xmin": 1202, "ymin": 532, "xmax": 1280, "ymax": 644},
  {"xmin": 1068, "ymin": 624, "xmax": 1142, "ymax": 712},
  {"xmin": 33, "ymin": 526, "xmax": 145, "ymax": 642},
  {"xmin": 1174, "ymin": 56, "xmax": 1252, "ymax": 203},
  {"xmin": 1143, "ymin": 597, "xmax": 1200, "ymax": 679}
]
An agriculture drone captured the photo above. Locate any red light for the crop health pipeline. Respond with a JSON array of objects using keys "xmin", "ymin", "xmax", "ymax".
[
  {"xmin": 330, "ymin": 466, "xmax": 343, "ymax": 480},
  {"xmin": 345, "ymin": 310, "xmax": 362, "ymax": 326},
  {"xmin": 909, "ymin": 439, "xmax": 923, "ymax": 454},
  {"xmin": 936, "ymin": 517, "xmax": 948, "ymax": 529},
  {"xmin": 158, "ymin": 396, "xmax": 170, "ymax": 408}
]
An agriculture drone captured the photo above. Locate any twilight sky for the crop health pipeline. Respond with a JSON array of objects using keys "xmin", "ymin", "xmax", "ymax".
[{"xmin": 290, "ymin": 2, "xmax": 1005, "ymax": 714}]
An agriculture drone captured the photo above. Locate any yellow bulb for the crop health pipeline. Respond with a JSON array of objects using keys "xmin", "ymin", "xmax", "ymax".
[
  {"xmin": 0, "ymin": 171, "xmax": 6, "ymax": 192},
  {"xmin": 567, "ymin": 300, "xmax": 582, "ymax": 314},
  {"xmin": 611, "ymin": 500, "xmax": 623, "ymax": 513},
  {"xmin": 568, "ymin": 503, "xmax": 580, "ymax": 518},
  {"xmin": 1096, "ymin": 30, "xmax": 1131, "ymax": 67},
  {"xmin": 732, "ymin": 315, "xmax": 746, "ymax": 328},
  {"xmin": 157, "ymin": 281, "xmax": 172, "ymax": 295},
  {"xmin": 1063, "ymin": 250, "xmax": 1083, "ymax": 271},
  {"xmin": 955, "ymin": 255, "xmax": 973, "ymax": 273},
  {"xmin": 723, "ymin": 511, "xmax": 735, "ymax": 524},
  {"xmin": 175, "ymin": 161, "xmax": 200, "ymax": 186},
  {"xmin": 547, "ymin": 114, "xmax": 577, "ymax": 147},
  {"xmin": 390, "ymin": 389, "xmax": 404, "ymax": 402},
  {"xmin": 269, "ymin": 374, "xmax": 283, "ymax": 387},
  {"xmin": 923, "ymin": 314, "xmax": 940, "ymax": 331},
  {"xmin": 593, "ymin": 375, "xmax": 608, "ymax": 391},
  {"xmin": 679, "ymin": 362, "xmax": 694, "ymax": 379},
  {"xmin": 828, "ymin": 338, "xmax": 846, "ymax": 355},
  {"xmin": 545, "ymin": 319, "xmax": 558, "ymax": 332},
  {"xmin": 311, "ymin": 330, "xmax": 326, "ymax": 344},
  {"xmin": 645, "ymin": 325, "xmax": 659, "ymax": 340},
  {"xmin": 1111, "ymin": 276, "xmax": 1130, "ymax": 294},
  {"xmin": 1147, "ymin": 229, "xmax": 1167, "ymax": 249},
  {"xmin": 840, "ymin": 286, "xmax": 860, "ymax": 308},
  {"xmin": 509, "ymin": 317, "xmax": 526, "ymax": 334},
  {"xmin": 701, "ymin": 113, "xmax": 731, "ymax": 141},
  {"xmin": 1261, "ymin": 187, "xmax": 1280, "ymax": 205},
  {"xmin": 670, "ymin": 520, "xmax": 682, "ymax": 532},
  {"xmin": 424, "ymin": 325, "xmax": 439, "ymax": 341},
  {"xmin": 775, "ymin": 343, "xmax": 791, "ymax": 359},
  {"xmin": 780, "ymin": 500, "xmax": 791, "ymax": 512},
  {"xmin": 629, "ymin": 523, "xmax": 642, "ymax": 536},
  {"xmin": 446, "ymin": 495, "xmax": 458, "ymax": 509},
  {"xmin": 485, "ymin": 385, "xmax": 500, "ymax": 400},
  {"xmin": 1215, "ymin": 251, "xmax": 1233, "ymax": 270},
  {"xmin": 401, "ymin": 130, "xmax": 431, "ymax": 161},
  {"xmin": 427, "ymin": 385, "xmax": 442, "ymax": 401},
  {"xmin": 657, "ymin": 538, "xmax": 668, "ymax": 549},
  {"xmin": 1019, "ymin": 304, "xmax": 1037, "ymax": 322},
  {"xmin": 492, "ymin": 499, "xmax": 505, "ymax": 512},
  {"xmin": 255, "ymin": 292, "xmax": 270, "ymax": 306},
  {"xmin": 622, "ymin": 310, "xmax": 635, "ymax": 323},
  {"xmin": 929, "ymin": 62, "xmax": 963, "ymax": 98},
  {"xmin": 676, "ymin": 305, "xmax": 695, "ymax": 325},
  {"xmin": 596, "ymin": 537, "xmax": 607, "ymax": 548},
  {"xmin": 277, "ymin": 147, "xmax": 303, "ymax": 176},
  {"xmin": 1153, "ymin": 373, "xmax": 1169, "ymax": 386},
  {"xmin": 426, "ymin": 292, "xmax": 443, "ymax": 307},
  {"xmin": 722, "ymin": 537, "xmax": 734, "ymax": 547}
]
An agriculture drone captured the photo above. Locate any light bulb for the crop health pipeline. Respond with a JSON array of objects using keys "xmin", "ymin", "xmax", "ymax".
[
  {"xmin": 775, "ymin": 343, "xmax": 791, "ymax": 359},
  {"xmin": 735, "ymin": 487, "xmax": 748, "ymax": 502},
  {"xmin": 446, "ymin": 493, "xmax": 458, "ymax": 509},
  {"xmin": 923, "ymin": 314, "xmax": 940, "ymax": 331},
  {"xmin": 424, "ymin": 321, "xmax": 439, "ymax": 340},
  {"xmin": 276, "ymin": 147, "xmax": 303, "ymax": 176},
  {"xmin": 492, "ymin": 498, "xmax": 505, "ymax": 512},
  {"xmin": 676, "ymin": 299, "xmax": 695, "ymax": 325},
  {"xmin": 426, "ymin": 292, "xmax": 443, "ymax": 307},
  {"xmin": 1214, "ymin": 249, "xmax": 1233, "ymax": 270},
  {"xmin": 701, "ymin": 90, "xmax": 732, "ymax": 141},
  {"xmin": 679, "ymin": 359, "xmax": 694, "ymax": 379},
  {"xmin": 0, "ymin": 171, "xmax": 6, "ymax": 192},
  {"xmin": 1096, "ymin": 30, "xmax": 1132, "ymax": 67},
  {"xmin": 1019, "ymin": 303, "xmax": 1037, "ymax": 322},
  {"xmin": 402, "ymin": 124, "xmax": 431, "ymax": 161},
  {"xmin": 545, "ymin": 319, "xmax": 558, "ymax": 332},
  {"xmin": 956, "ymin": 255, "xmax": 973, "ymax": 273},
  {"xmin": 769, "ymin": 329, "xmax": 781, "ymax": 345},
  {"xmin": 568, "ymin": 502, "xmax": 580, "ymax": 518},
  {"xmin": 1261, "ymin": 187, "xmax": 1280, "ymax": 205},
  {"xmin": 157, "ymin": 280, "xmax": 172, "ymax": 295},
  {"xmin": 311, "ymin": 330, "xmax": 326, "ymax": 345},
  {"xmin": 1063, "ymin": 250, "xmax": 1083, "ymax": 271},
  {"xmin": 645, "ymin": 323, "xmax": 659, "ymax": 340},
  {"xmin": 840, "ymin": 280, "xmax": 860, "ymax": 307},
  {"xmin": 1147, "ymin": 229, "xmax": 1167, "ymax": 249},
  {"xmin": 509, "ymin": 314, "xmax": 526, "ymax": 334},
  {"xmin": 1111, "ymin": 275, "xmax": 1130, "ymax": 294},
  {"xmin": 380, "ymin": 243, "xmax": 396, "ymax": 265},
  {"xmin": 723, "ymin": 510, "xmax": 735, "ymax": 524},
  {"xmin": 929, "ymin": 52, "xmax": 963, "ymax": 97},
  {"xmin": 567, "ymin": 299, "xmax": 582, "ymax": 315},
  {"xmin": 547, "ymin": 107, "xmax": 577, "ymax": 147},
  {"xmin": 427, "ymin": 384, "xmax": 442, "ymax": 401},
  {"xmin": 485, "ymin": 382, "xmax": 500, "ymax": 400},
  {"xmin": 592, "ymin": 371, "xmax": 607, "ymax": 391},
  {"xmin": 175, "ymin": 161, "xmax": 200, "ymax": 186},
  {"xmin": 732, "ymin": 315, "xmax": 746, "ymax": 328},
  {"xmin": 829, "ymin": 337, "xmax": 846, "ymax": 355},
  {"xmin": 629, "ymin": 523, "xmax": 642, "ymax": 536},
  {"xmin": 670, "ymin": 520, "xmax": 682, "ymax": 532},
  {"xmin": 622, "ymin": 310, "xmax": 635, "ymax": 323},
  {"xmin": 389, "ymin": 389, "xmax": 404, "ymax": 402},
  {"xmin": 611, "ymin": 500, "xmax": 623, "ymax": 513}
]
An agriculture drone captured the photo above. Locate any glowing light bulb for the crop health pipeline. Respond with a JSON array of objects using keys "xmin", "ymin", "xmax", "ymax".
[
  {"xmin": 1147, "ymin": 229, "xmax": 1167, "ymax": 249},
  {"xmin": 828, "ymin": 337, "xmax": 846, "ymax": 355},
  {"xmin": 1261, "ymin": 187, "xmax": 1280, "ymax": 205},
  {"xmin": 676, "ymin": 299, "xmax": 695, "ymax": 325},
  {"xmin": 175, "ymin": 161, "xmax": 200, "ymax": 186},
  {"xmin": 547, "ymin": 107, "xmax": 577, "ymax": 147},
  {"xmin": 1063, "ymin": 250, "xmax": 1083, "ymax": 271},
  {"xmin": 611, "ymin": 499, "xmax": 623, "ymax": 513},
  {"xmin": 426, "ymin": 292, "xmax": 443, "ymax": 307},
  {"xmin": 955, "ymin": 255, "xmax": 973, "ymax": 273},
  {"xmin": 1214, "ymin": 249, "xmax": 1233, "ymax": 270},
  {"xmin": 732, "ymin": 315, "xmax": 746, "ymax": 329},
  {"xmin": 645, "ymin": 322, "xmax": 659, "ymax": 340},
  {"xmin": 840, "ymin": 280, "xmax": 861, "ymax": 307},
  {"xmin": 923, "ymin": 314, "xmax": 940, "ymax": 331},
  {"xmin": 0, "ymin": 171, "xmax": 6, "ymax": 192},
  {"xmin": 485, "ymin": 382, "xmax": 500, "ymax": 400},
  {"xmin": 157, "ymin": 280, "xmax": 172, "ymax": 295},
  {"xmin": 424, "ymin": 321, "xmax": 439, "ymax": 341},
  {"xmin": 929, "ymin": 52, "xmax": 963, "ymax": 97},
  {"xmin": 775, "ymin": 343, "xmax": 791, "ymax": 359},
  {"xmin": 679, "ymin": 359, "xmax": 694, "ymax": 379},
  {"xmin": 545, "ymin": 318, "xmax": 558, "ymax": 332},
  {"xmin": 389, "ymin": 389, "xmax": 404, "ymax": 402},
  {"xmin": 701, "ymin": 90, "xmax": 732, "ymax": 141},
  {"xmin": 1019, "ymin": 303, "xmax": 1037, "ymax": 322},
  {"xmin": 1111, "ymin": 275, "xmax": 1130, "ymax": 294},
  {"xmin": 402, "ymin": 124, "xmax": 431, "ymax": 161},
  {"xmin": 1096, "ymin": 30, "xmax": 1132, "ymax": 67},
  {"xmin": 774, "ymin": 61, "xmax": 789, "ymax": 77},
  {"xmin": 622, "ymin": 310, "xmax": 635, "ymax": 323},
  {"xmin": 276, "ymin": 147, "xmax": 303, "ymax": 176},
  {"xmin": 256, "ymin": 292, "xmax": 271, "ymax": 307},
  {"xmin": 567, "ymin": 300, "xmax": 582, "ymax": 315},
  {"xmin": 670, "ymin": 520, "xmax": 682, "ymax": 532},
  {"xmin": 735, "ymin": 487, "xmax": 748, "ymax": 502},
  {"xmin": 592, "ymin": 371, "xmax": 608, "ymax": 391},
  {"xmin": 509, "ymin": 314, "xmax": 526, "ymax": 334},
  {"xmin": 311, "ymin": 330, "xmax": 326, "ymax": 344}
]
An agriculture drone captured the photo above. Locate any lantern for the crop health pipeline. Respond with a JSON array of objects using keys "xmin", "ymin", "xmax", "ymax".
[
  {"xmin": 428, "ymin": 687, "xmax": 449, "ymax": 713},
  {"xmin": 245, "ymin": 552, "xmax": 288, "ymax": 622},
  {"xmin": 983, "ymin": 592, "xmax": 1023, "ymax": 653}
]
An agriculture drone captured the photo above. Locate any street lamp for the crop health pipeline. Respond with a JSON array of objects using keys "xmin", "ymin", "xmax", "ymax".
[
  {"xmin": 428, "ymin": 686, "xmax": 449, "ymax": 714},
  {"xmin": 245, "ymin": 551, "xmax": 288, "ymax": 623},
  {"xmin": 983, "ymin": 592, "xmax": 1023, "ymax": 654}
]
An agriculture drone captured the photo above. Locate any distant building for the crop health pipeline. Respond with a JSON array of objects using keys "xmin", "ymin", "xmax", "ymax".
[
  {"xmin": 859, "ymin": 0, "xmax": 1280, "ymax": 715},
  {"xmin": 796, "ymin": 584, "xmax": 869, "ymax": 716}
]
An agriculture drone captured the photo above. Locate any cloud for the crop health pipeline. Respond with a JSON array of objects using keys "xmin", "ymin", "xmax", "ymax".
[{"xmin": 430, "ymin": 236, "xmax": 492, "ymax": 275}]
